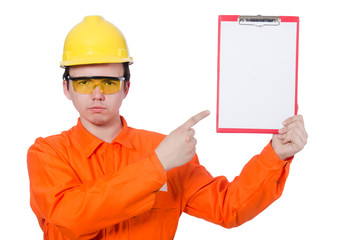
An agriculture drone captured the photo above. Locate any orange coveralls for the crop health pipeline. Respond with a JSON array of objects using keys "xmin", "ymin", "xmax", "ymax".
[{"xmin": 27, "ymin": 116, "xmax": 292, "ymax": 240}]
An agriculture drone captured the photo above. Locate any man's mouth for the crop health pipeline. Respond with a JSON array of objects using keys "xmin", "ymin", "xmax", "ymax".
[{"xmin": 89, "ymin": 106, "xmax": 106, "ymax": 112}]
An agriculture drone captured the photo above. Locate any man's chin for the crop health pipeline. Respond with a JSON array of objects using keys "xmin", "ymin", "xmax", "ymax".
[
  {"xmin": 83, "ymin": 115, "xmax": 108, "ymax": 126},
  {"xmin": 80, "ymin": 113, "xmax": 120, "ymax": 127},
  {"xmin": 90, "ymin": 118, "xmax": 108, "ymax": 126}
]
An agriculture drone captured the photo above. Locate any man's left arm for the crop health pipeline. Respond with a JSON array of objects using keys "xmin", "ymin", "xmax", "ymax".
[{"xmin": 180, "ymin": 115, "xmax": 307, "ymax": 228}]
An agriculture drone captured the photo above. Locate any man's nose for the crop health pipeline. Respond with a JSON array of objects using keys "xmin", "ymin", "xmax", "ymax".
[{"xmin": 91, "ymin": 85, "xmax": 105, "ymax": 101}]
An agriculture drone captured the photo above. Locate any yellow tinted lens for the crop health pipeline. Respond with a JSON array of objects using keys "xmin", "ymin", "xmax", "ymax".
[
  {"xmin": 72, "ymin": 79, "xmax": 94, "ymax": 94},
  {"xmin": 99, "ymin": 79, "xmax": 121, "ymax": 94},
  {"xmin": 72, "ymin": 78, "xmax": 121, "ymax": 94}
]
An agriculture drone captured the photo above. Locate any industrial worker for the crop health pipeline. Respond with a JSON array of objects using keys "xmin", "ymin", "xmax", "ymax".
[{"xmin": 27, "ymin": 16, "xmax": 308, "ymax": 240}]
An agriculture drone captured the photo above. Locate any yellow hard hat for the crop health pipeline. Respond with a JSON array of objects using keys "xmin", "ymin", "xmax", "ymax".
[{"xmin": 60, "ymin": 16, "xmax": 133, "ymax": 68}]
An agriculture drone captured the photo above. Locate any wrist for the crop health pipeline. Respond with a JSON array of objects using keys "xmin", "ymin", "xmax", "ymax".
[
  {"xmin": 271, "ymin": 140, "xmax": 289, "ymax": 161},
  {"xmin": 155, "ymin": 149, "xmax": 169, "ymax": 172}
]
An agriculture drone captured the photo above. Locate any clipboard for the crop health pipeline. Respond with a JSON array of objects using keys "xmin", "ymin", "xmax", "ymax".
[{"xmin": 217, "ymin": 15, "xmax": 299, "ymax": 134}]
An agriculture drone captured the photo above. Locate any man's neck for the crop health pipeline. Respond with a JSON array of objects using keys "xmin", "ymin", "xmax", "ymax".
[{"xmin": 80, "ymin": 116, "xmax": 123, "ymax": 143}]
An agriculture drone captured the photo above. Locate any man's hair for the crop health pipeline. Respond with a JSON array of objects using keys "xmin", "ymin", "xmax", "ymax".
[{"xmin": 63, "ymin": 62, "xmax": 131, "ymax": 91}]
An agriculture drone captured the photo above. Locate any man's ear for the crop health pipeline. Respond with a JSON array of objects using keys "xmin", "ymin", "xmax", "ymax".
[
  {"xmin": 63, "ymin": 81, "xmax": 72, "ymax": 100},
  {"xmin": 123, "ymin": 81, "xmax": 130, "ymax": 98}
]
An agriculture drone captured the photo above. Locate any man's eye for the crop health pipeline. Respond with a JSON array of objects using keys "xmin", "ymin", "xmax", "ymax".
[
  {"xmin": 77, "ymin": 80, "xmax": 89, "ymax": 85},
  {"xmin": 105, "ymin": 81, "xmax": 116, "ymax": 86}
]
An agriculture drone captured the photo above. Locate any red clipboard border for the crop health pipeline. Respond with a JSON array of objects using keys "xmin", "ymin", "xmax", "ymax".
[{"xmin": 216, "ymin": 15, "xmax": 299, "ymax": 134}]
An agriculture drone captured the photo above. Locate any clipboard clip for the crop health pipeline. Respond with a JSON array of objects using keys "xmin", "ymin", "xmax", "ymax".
[{"xmin": 238, "ymin": 15, "xmax": 280, "ymax": 27}]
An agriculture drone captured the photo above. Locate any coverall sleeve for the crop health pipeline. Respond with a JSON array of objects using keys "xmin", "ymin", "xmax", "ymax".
[
  {"xmin": 180, "ymin": 142, "xmax": 292, "ymax": 228},
  {"xmin": 27, "ymin": 138, "xmax": 167, "ymax": 239}
]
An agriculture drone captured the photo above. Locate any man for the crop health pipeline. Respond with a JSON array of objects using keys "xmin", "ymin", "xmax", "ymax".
[{"xmin": 27, "ymin": 16, "xmax": 307, "ymax": 240}]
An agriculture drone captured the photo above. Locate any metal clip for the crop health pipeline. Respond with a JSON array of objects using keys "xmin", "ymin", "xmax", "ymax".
[{"xmin": 238, "ymin": 15, "xmax": 280, "ymax": 27}]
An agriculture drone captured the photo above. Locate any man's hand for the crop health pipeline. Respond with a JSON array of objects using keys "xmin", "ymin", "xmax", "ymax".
[
  {"xmin": 272, "ymin": 115, "xmax": 308, "ymax": 160},
  {"xmin": 155, "ymin": 110, "xmax": 210, "ymax": 171}
]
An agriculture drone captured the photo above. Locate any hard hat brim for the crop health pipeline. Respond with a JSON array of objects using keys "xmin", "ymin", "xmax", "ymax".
[{"xmin": 60, "ymin": 56, "xmax": 134, "ymax": 68}]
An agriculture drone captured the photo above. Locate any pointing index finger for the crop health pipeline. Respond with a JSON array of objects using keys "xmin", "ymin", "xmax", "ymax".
[{"xmin": 181, "ymin": 110, "xmax": 210, "ymax": 129}]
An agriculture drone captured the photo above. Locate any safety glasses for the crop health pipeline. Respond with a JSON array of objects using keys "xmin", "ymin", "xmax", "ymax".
[{"xmin": 69, "ymin": 76, "xmax": 125, "ymax": 95}]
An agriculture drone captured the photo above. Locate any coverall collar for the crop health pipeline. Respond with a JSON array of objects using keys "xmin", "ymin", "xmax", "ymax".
[{"xmin": 74, "ymin": 115, "xmax": 134, "ymax": 158}]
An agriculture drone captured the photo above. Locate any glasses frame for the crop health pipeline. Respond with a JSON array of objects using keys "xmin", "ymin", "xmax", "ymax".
[{"xmin": 68, "ymin": 76, "xmax": 125, "ymax": 81}]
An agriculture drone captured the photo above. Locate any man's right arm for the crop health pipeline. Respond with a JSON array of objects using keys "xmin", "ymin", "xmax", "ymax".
[{"xmin": 27, "ymin": 137, "xmax": 166, "ymax": 240}]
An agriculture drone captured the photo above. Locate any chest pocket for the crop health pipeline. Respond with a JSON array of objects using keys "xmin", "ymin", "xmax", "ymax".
[{"xmin": 152, "ymin": 190, "xmax": 177, "ymax": 209}]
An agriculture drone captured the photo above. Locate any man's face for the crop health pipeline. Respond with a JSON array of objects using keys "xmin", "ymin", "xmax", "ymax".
[{"xmin": 63, "ymin": 63, "xmax": 129, "ymax": 127}]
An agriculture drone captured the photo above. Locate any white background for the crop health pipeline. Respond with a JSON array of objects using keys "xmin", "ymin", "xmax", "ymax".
[{"xmin": 1, "ymin": 0, "xmax": 361, "ymax": 239}]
